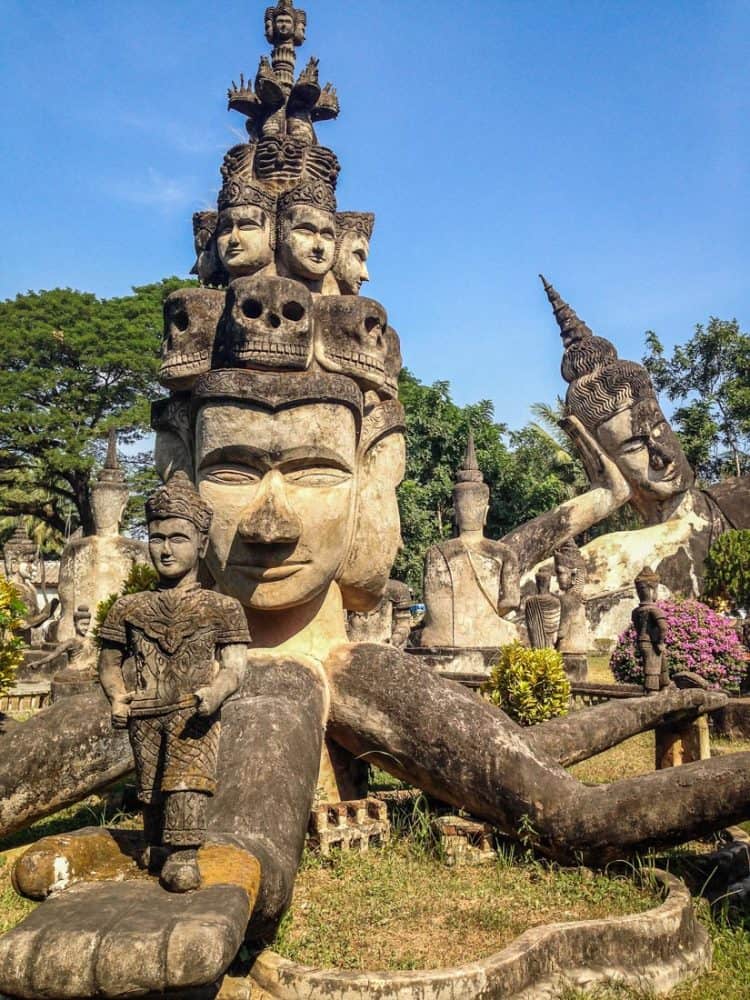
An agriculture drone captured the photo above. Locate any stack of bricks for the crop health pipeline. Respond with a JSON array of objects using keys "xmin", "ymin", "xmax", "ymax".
[
  {"xmin": 432, "ymin": 814, "xmax": 497, "ymax": 866},
  {"xmin": 308, "ymin": 798, "xmax": 390, "ymax": 856}
]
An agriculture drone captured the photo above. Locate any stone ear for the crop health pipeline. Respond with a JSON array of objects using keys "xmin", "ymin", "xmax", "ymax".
[
  {"xmin": 337, "ymin": 403, "xmax": 405, "ymax": 612},
  {"xmin": 151, "ymin": 395, "xmax": 194, "ymax": 483}
]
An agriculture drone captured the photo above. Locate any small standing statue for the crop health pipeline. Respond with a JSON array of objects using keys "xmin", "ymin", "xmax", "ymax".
[
  {"xmin": 524, "ymin": 566, "xmax": 561, "ymax": 650},
  {"xmin": 98, "ymin": 473, "xmax": 250, "ymax": 892},
  {"xmin": 554, "ymin": 540, "xmax": 589, "ymax": 681},
  {"xmin": 632, "ymin": 567, "xmax": 670, "ymax": 693}
]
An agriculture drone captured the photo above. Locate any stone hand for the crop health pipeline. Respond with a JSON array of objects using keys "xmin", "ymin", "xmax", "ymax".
[
  {"xmin": 559, "ymin": 413, "xmax": 631, "ymax": 504},
  {"xmin": 195, "ymin": 684, "xmax": 223, "ymax": 716},
  {"xmin": 110, "ymin": 692, "xmax": 134, "ymax": 729}
]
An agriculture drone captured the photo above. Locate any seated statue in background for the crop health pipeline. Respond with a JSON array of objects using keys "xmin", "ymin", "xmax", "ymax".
[
  {"xmin": 99, "ymin": 473, "xmax": 249, "ymax": 892},
  {"xmin": 633, "ymin": 567, "xmax": 669, "ymax": 693},
  {"xmin": 421, "ymin": 434, "xmax": 520, "ymax": 648}
]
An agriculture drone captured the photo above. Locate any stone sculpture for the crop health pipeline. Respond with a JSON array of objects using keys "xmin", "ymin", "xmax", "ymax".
[
  {"xmin": 333, "ymin": 211, "xmax": 373, "ymax": 294},
  {"xmin": 5, "ymin": 6, "xmax": 750, "ymax": 997},
  {"xmin": 421, "ymin": 434, "xmax": 520, "ymax": 648},
  {"xmin": 190, "ymin": 210, "xmax": 227, "ymax": 287},
  {"xmin": 539, "ymin": 275, "xmax": 750, "ymax": 641},
  {"xmin": 633, "ymin": 566, "xmax": 670, "ymax": 693},
  {"xmin": 347, "ymin": 578, "xmax": 412, "ymax": 647},
  {"xmin": 554, "ymin": 539, "xmax": 589, "ymax": 681},
  {"xmin": 524, "ymin": 566, "xmax": 560, "ymax": 649},
  {"xmin": 2, "ymin": 524, "xmax": 41, "ymax": 620},
  {"xmin": 99, "ymin": 473, "xmax": 249, "ymax": 892},
  {"xmin": 55, "ymin": 431, "xmax": 148, "ymax": 647}
]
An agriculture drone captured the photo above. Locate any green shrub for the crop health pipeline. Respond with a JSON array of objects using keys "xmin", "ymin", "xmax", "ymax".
[
  {"xmin": 481, "ymin": 641, "xmax": 570, "ymax": 726},
  {"xmin": 703, "ymin": 529, "xmax": 750, "ymax": 614},
  {"xmin": 0, "ymin": 578, "xmax": 26, "ymax": 697},
  {"xmin": 93, "ymin": 562, "xmax": 158, "ymax": 647}
]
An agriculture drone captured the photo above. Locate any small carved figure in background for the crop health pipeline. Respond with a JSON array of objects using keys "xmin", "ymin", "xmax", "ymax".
[
  {"xmin": 98, "ymin": 473, "xmax": 249, "ymax": 892},
  {"xmin": 524, "ymin": 566, "xmax": 561, "ymax": 650},
  {"xmin": 633, "ymin": 567, "xmax": 670, "ymax": 693},
  {"xmin": 554, "ymin": 540, "xmax": 589, "ymax": 681}
]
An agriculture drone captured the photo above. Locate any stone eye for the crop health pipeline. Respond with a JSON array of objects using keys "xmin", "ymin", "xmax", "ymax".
[
  {"xmin": 173, "ymin": 309, "xmax": 189, "ymax": 333},
  {"xmin": 364, "ymin": 316, "xmax": 381, "ymax": 334},
  {"xmin": 282, "ymin": 301, "xmax": 305, "ymax": 322},
  {"xmin": 242, "ymin": 298, "xmax": 263, "ymax": 319}
]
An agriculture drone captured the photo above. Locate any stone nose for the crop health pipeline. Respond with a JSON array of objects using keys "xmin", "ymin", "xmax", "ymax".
[{"xmin": 237, "ymin": 470, "xmax": 302, "ymax": 544}]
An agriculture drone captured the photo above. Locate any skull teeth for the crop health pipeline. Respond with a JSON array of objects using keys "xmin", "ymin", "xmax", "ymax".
[
  {"xmin": 231, "ymin": 339, "xmax": 307, "ymax": 359},
  {"xmin": 326, "ymin": 348, "xmax": 385, "ymax": 373},
  {"xmin": 160, "ymin": 350, "xmax": 210, "ymax": 374}
]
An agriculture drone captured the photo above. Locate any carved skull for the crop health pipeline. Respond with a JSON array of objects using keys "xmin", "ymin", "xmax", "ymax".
[
  {"xmin": 313, "ymin": 296, "xmax": 387, "ymax": 391},
  {"xmin": 160, "ymin": 288, "xmax": 225, "ymax": 390},
  {"xmin": 381, "ymin": 325, "xmax": 402, "ymax": 400},
  {"xmin": 219, "ymin": 275, "xmax": 313, "ymax": 371}
]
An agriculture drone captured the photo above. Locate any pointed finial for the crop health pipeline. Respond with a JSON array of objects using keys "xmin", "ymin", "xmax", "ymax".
[
  {"xmin": 539, "ymin": 274, "xmax": 593, "ymax": 347},
  {"xmin": 457, "ymin": 432, "xmax": 484, "ymax": 484},
  {"xmin": 105, "ymin": 428, "xmax": 119, "ymax": 470},
  {"xmin": 97, "ymin": 429, "xmax": 125, "ymax": 484}
]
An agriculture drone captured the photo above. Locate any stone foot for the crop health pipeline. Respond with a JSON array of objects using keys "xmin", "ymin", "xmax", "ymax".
[
  {"xmin": 0, "ymin": 844, "xmax": 260, "ymax": 999},
  {"xmin": 161, "ymin": 848, "xmax": 201, "ymax": 893}
]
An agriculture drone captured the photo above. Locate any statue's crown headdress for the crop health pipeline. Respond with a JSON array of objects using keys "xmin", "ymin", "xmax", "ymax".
[
  {"xmin": 336, "ymin": 212, "xmax": 374, "ymax": 240},
  {"xmin": 540, "ymin": 275, "xmax": 656, "ymax": 431},
  {"xmin": 145, "ymin": 472, "xmax": 212, "ymax": 534},
  {"xmin": 635, "ymin": 566, "xmax": 660, "ymax": 586}
]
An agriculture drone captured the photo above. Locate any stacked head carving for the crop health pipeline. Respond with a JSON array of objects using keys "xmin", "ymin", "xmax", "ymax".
[{"xmin": 153, "ymin": 0, "xmax": 405, "ymax": 616}]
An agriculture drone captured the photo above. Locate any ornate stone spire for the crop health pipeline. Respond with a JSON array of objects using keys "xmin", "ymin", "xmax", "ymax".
[
  {"xmin": 227, "ymin": 0, "xmax": 338, "ymax": 142},
  {"xmin": 96, "ymin": 429, "xmax": 125, "ymax": 484},
  {"xmin": 539, "ymin": 274, "xmax": 593, "ymax": 348},
  {"xmin": 457, "ymin": 432, "xmax": 484, "ymax": 484}
]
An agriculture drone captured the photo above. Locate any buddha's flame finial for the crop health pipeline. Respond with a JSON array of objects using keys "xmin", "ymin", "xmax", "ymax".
[
  {"xmin": 457, "ymin": 432, "xmax": 484, "ymax": 484},
  {"xmin": 97, "ymin": 429, "xmax": 125, "ymax": 485},
  {"xmin": 539, "ymin": 274, "xmax": 593, "ymax": 347}
]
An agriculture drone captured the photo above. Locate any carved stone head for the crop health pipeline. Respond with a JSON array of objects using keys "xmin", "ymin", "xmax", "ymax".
[
  {"xmin": 277, "ymin": 182, "xmax": 336, "ymax": 285},
  {"xmin": 635, "ymin": 566, "xmax": 659, "ymax": 604},
  {"xmin": 220, "ymin": 275, "xmax": 313, "ymax": 371},
  {"xmin": 554, "ymin": 540, "xmax": 586, "ymax": 594},
  {"xmin": 145, "ymin": 472, "xmax": 212, "ymax": 582},
  {"xmin": 91, "ymin": 431, "xmax": 129, "ymax": 537},
  {"xmin": 191, "ymin": 371, "xmax": 404, "ymax": 614},
  {"xmin": 190, "ymin": 211, "xmax": 226, "ymax": 287},
  {"xmin": 535, "ymin": 567, "xmax": 553, "ymax": 595},
  {"xmin": 333, "ymin": 212, "xmax": 374, "ymax": 295},
  {"xmin": 542, "ymin": 277, "xmax": 695, "ymax": 510},
  {"xmin": 453, "ymin": 435, "xmax": 489, "ymax": 534},
  {"xmin": 313, "ymin": 296, "xmax": 387, "ymax": 390},
  {"xmin": 160, "ymin": 288, "xmax": 225, "ymax": 391},
  {"xmin": 382, "ymin": 325, "xmax": 402, "ymax": 400}
]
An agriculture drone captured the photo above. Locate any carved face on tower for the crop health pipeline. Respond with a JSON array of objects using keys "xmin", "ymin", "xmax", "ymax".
[
  {"xmin": 333, "ymin": 213, "xmax": 373, "ymax": 295},
  {"xmin": 216, "ymin": 206, "xmax": 275, "ymax": 280},
  {"xmin": 191, "ymin": 371, "xmax": 404, "ymax": 613},
  {"xmin": 277, "ymin": 205, "xmax": 336, "ymax": 281}
]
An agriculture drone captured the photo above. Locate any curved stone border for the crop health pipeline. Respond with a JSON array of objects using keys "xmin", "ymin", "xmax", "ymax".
[{"xmin": 219, "ymin": 869, "xmax": 710, "ymax": 999}]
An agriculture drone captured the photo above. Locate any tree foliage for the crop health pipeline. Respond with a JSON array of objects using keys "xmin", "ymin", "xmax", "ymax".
[
  {"xmin": 643, "ymin": 318, "xmax": 750, "ymax": 482},
  {"xmin": 703, "ymin": 530, "xmax": 750, "ymax": 614},
  {"xmin": 0, "ymin": 578, "xmax": 26, "ymax": 697},
  {"xmin": 0, "ymin": 280, "xmax": 186, "ymax": 537}
]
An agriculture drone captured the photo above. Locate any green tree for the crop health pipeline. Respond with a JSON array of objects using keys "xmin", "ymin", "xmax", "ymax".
[
  {"xmin": 0, "ymin": 279, "xmax": 187, "ymax": 536},
  {"xmin": 643, "ymin": 318, "xmax": 750, "ymax": 482}
]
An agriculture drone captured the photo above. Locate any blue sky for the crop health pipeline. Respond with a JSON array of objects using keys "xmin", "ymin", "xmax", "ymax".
[{"xmin": 1, "ymin": 0, "xmax": 748, "ymax": 431}]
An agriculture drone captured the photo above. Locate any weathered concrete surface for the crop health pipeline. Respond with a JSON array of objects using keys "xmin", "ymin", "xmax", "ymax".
[
  {"xmin": 217, "ymin": 870, "xmax": 708, "ymax": 1000},
  {"xmin": 326, "ymin": 643, "xmax": 750, "ymax": 863},
  {"xmin": 0, "ymin": 879, "xmax": 252, "ymax": 1000},
  {"xmin": 527, "ymin": 686, "xmax": 726, "ymax": 767},
  {"xmin": 0, "ymin": 689, "xmax": 132, "ymax": 839}
]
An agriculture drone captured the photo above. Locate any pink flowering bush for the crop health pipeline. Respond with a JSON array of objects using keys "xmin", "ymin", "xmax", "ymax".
[{"xmin": 610, "ymin": 598, "xmax": 747, "ymax": 693}]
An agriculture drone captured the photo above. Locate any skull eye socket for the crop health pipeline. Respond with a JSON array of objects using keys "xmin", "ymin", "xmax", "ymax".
[
  {"xmin": 172, "ymin": 308, "xmax": 190, "ymax": 333},
  {"xmin": 364, "ymin": 315, "xmax": 382, "ymax": 334},
  {"xmin": 242, "ymin": 298, "xmax": 263, "ymax": 319},
  {"xmin": 282, "ymin": 300, "xmax": 305, "ymax": 322}
]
